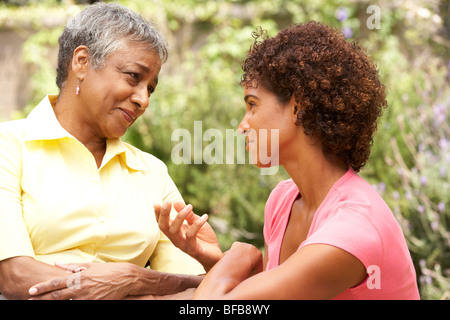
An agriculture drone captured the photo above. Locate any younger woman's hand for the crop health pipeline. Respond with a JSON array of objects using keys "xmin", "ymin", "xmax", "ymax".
[
  {"xmin": 154, "ymin": 201, "xmax": 223, "ymax": 272},
  {"xmin": 193, "ymin": 242, "xmax": 263, "ymax": 299}
]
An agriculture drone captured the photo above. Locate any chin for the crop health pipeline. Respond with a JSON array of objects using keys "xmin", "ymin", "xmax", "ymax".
[
  {"xmin": 249, "ymin": 155, "xmax": 279, "ymax": 168},
  {"xmin": 108, "ymin": 126, "xmax": 129, "ymax": 139}
]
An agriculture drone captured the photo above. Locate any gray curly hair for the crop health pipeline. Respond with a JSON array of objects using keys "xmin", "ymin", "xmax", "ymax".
[{"xmin": 56, "ymin": 2, "xmax": 168, "ymax": 90}]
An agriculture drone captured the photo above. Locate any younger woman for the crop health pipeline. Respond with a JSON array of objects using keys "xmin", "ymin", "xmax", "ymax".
[{"xmin": 155, "ymin": 22, "xmax": 419, "ymax": 299}]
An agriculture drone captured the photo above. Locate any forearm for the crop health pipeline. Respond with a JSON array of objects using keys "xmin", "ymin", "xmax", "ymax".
[
  {"xmin": 193, "ymin": 265, "xmax": 245, "ymax": 299},
  {"xmin": 193, "ymin": 242, "xmax": 263, "ymax": 300},
  {"xmin": 130, "ymin": 264, "xmax": 204, "ymax": 296},
  {"xmin": 192, "ymin": 251, "xmax": 223, "ymax": 273},
  {"xmin": 0, "ymin": 256, "xmax": 68, "ymax": 299},
  {"xmin": 125, "ymin": 288, "xmax": 197, "ymax": 300}
]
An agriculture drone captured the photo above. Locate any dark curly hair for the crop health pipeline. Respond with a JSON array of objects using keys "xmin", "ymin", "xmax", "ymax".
[{"xmin": 240, "ymin": 22, "xmax": 387, "ymax": 172}]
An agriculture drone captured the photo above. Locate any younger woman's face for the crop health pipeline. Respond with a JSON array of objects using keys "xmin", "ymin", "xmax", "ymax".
[{"xmin": 238, "ymin": 84, "xmax": 296, "ymax": 167}]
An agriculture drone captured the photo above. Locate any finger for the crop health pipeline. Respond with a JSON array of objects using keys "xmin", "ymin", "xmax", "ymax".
[
  {"xmin": 31, "ymin": 290, "xmax": 63, "ymax": 300},
  {"xmin": 173, "ymin": 201, "xmax": 197, "ymax": 225},
  {"xmin": 29, "ymin": 288, "xmax": 73, "ymax": 300},
  {"xmin": 172, "ymin": 201, "xmax": 186, "ymax": 213},
  {"xmin": 169, "ymin": 204, "xmax": 193, "ymax": 235},
  {"xmin": 29, "ymin": 277, "xmax": 66, "ymax": 296},
  {"xmin": 157, "ymin": 201, "xmax": 173, "ymax": 231},
  {"xmin": 153, "ymin": 203, "xmax": 161, "ymax": 221},
  {"xmin": 185, "ymin": 214, "xmax": 208, "ymax": 240}
]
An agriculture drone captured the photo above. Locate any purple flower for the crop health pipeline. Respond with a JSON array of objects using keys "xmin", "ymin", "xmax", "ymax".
[
  {"xmin": 336, "ymin": 7, "xmax": 349, "ymax": 22},
  {"xmin": 418, "ymin": 205, "xmax": 425, "ymax": 214},
  {"xmin": 438, "ymin": 202, "xmax": 445, "ymax": 213},
  {"xmin": 439, "ymin": 166, "xmax": 446, "ymax": 177},
  {"xmin": 438, "ymin": 138, "xmax": 449, "ymax": 150},
  {"xmin": 420, "ymin": 175, "xmax": 428, "ymax": 186},
  {"xmin": 433, "ymin": 104, "xmax": 447, "ymax": 127},
  {"xmin": 420, "ymin": 275, "xmax": 432, "ymax": 285},
  {"xmin": 431, "ymin": 220, "xmax": 438, "ymax": 232},
  {"xmin": 405, "ymin": 191, "xmax": 413, "ymax": 200},
  {"xmin": 392, "ymin": 190, "xmax": 400, "ymax": 200},
  {"xmin": 419, "ymin": 259, "xmax": 426, "ymax": 269},
  {"xmin": 342, "ymin": 26, "xmax": 353, "ymax": 39}
]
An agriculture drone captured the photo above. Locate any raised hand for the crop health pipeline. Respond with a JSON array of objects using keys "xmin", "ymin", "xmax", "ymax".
[{"xmin": 154, "ymin": 201, "xmax": 223, "ymax": 272}]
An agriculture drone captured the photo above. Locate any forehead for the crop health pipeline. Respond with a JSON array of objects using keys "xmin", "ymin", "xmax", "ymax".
[
  {"xmin": 244, "ymin": 83, "xmax": 273, "ymax": 99},
  {"xmin": 105, "ymin": 41, "xmax": 162, "ymax": 74}
]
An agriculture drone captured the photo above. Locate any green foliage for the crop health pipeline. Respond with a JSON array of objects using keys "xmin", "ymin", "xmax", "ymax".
[
  {"xmin": 22, "ymin": 27, "xmax": 61, "ymax": 110},
  {"xmin": 3, "ymin": 0, "xmax": 449, "ymax": 299}
]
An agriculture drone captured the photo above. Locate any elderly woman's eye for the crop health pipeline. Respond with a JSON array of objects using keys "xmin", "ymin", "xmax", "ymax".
[{"xmin": 126, "ymin": 72, "xmax": 140, "ymax": 81}]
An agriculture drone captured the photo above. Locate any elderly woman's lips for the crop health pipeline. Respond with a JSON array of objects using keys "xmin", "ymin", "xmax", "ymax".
[{"xmin": 119, "ymin": 108, "xmax": 135, "ymax": 123}]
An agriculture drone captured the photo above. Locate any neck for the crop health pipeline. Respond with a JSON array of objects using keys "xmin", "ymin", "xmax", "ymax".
[
  {"xmin": 54, "ymin": 92, "xmax": 106, "ymax": 168},
  {"xmin": 281, "ymin": 144, "xmax": 348, "ymax": 213}
]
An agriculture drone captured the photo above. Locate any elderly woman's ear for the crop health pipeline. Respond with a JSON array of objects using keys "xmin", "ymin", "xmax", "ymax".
[{"xmin": 71, "ymin": 45, "xmax": 89, "ymax": 80}]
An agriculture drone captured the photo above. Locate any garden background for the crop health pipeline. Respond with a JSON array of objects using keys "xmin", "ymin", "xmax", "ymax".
[{"xmin": 0, "ymin": 0, "xmax": 448, "ymax": 299}]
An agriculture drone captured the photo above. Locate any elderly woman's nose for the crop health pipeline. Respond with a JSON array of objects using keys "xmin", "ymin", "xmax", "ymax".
[{"xmin": 131, "ymin": 87, "xmax": 150, "ymax": 109}]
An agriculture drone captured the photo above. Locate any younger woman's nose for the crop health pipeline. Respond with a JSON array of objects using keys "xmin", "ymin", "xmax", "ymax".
[{"xmin": 237, "ymin": 114, "xmax": 250, "ymax": 135}]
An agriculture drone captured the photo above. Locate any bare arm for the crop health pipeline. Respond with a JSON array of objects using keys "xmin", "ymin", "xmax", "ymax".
[
  {"xmin": 193, "ymin": 243, "xmax": 367, "ymax": 300},
  {"xmin": 263, "ymin": 242, "xmax": 269, "ymax": 270},
  {"xmin": 28, "ymin": 262, "xmax": 204, "ymax": 300},
  {"xmin": 0, "ymin": 256, "xmax": 69, "ymax": 299},
  {"xmin": 193, "ymin": 242, "xmax": 263, "ymax": 299},
  {"xmin": 125, "ymin": 287, "xmax": 198, "ymax": 300}
]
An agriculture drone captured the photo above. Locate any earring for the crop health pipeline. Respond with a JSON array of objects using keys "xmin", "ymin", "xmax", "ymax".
[{"xmin": 76, "ymin": 79, "xmax": 80, "ymax": 95}]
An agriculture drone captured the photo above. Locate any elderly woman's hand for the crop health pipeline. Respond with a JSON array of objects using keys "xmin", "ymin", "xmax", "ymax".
[
  {"xmin": 28, "ymin": 262, "xmax": 144, "ymax": 300},
  {"xmin": 154, "ymin": 201, "xmax": 223, "ymax": 272},
  {"xmin": 28, "ymin": 261, "xmax": 203, "ymax": 300}
]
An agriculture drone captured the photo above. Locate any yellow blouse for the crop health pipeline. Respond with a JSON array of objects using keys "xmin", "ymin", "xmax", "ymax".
[{"xmin": 0, "ymin": 95, "xmax": 204, "ymax": 275}]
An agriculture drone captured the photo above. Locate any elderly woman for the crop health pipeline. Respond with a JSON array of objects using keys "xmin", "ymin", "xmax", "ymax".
[
  {"xmin": 156, "ymin": 22, "xmax": 420, "ymax": 299},
  {"xmin": 0, "ymin": 3, "xmax": 206, "ymax": 300}
]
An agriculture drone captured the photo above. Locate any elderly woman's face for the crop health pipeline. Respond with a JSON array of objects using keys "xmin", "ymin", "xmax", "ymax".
[{"xmin": 80, "ymin": 41, "xmax": 161, "ymax": 139}]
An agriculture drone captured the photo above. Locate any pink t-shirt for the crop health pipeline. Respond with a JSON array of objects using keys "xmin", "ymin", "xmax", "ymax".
[{"xmin": 264, "ymin": 168, "xmax": 420, "ymax": 299}]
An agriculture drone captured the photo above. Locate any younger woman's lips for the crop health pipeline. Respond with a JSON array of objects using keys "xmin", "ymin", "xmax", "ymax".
[{"xmin": 246, "ymin": 140, "xmax": 254, "ymax": 151}]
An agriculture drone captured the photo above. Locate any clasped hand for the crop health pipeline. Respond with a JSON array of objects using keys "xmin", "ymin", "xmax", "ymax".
[
  {"xmin": 153, "ymin": 201, "xmax": 223, "ymax": 272},
  {"xmin": 28, "ymin": 262, "xmax": 139, "ymax": 300}
]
